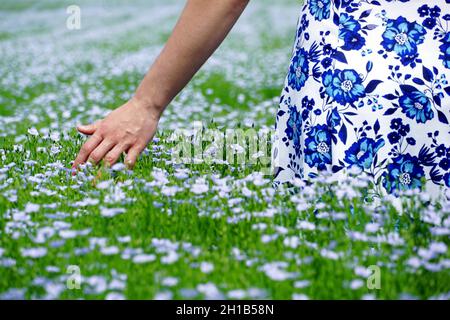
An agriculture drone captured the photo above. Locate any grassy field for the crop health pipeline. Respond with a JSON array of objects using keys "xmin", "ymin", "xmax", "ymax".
[{"xmin": 0, "ymin": 0, "xmax": 449, "ymax": 300}]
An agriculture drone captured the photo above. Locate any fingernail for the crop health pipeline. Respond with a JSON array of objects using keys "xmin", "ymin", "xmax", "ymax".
[{"xmin": 125, "ymin": 160, "xmax": 132, "ymax": 169}]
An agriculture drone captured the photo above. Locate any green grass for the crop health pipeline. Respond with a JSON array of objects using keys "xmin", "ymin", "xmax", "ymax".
[{"xmin": 0, "ymin": 0, "xmax": 449, "ymax": 300}]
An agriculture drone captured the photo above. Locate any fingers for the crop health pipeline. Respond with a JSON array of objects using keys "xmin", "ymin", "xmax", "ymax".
[
  {"xmin": 72, "ymin": 134, "xmax": 103, "ymax": 169},
  {"xmin": 88, "ymin": 140, "xmax": 115, "ymax": 165},
  {"xmin": 77, "ymin": 122, "xmax": 100, "ymax": 135},
  {"xmin": 125, "ymin": 145, "xmax": 143, "ymax": 169},
  {"xmin": 104, "ymin": 144, "xmax": 127, "ymax": 167}
]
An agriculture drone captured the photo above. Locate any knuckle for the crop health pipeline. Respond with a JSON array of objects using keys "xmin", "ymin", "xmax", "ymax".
[
  {"xmin": 105, "ymin": 155, "xmax": 114, "ymax": 163},
  {"xmin": 89, "ymin": 153, "xmax": 100, "ymax": 162},
  {"xmin": 80, "ymin": 145, "xmax": 89, "ymax": 153}
]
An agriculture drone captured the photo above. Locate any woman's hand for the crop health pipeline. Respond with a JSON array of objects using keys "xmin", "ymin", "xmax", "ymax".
[
  {"xmin": 72, "ymin": 0, "xmax": 248, "ymax": 171},
  {"xmin": 72, "ymin": 98, "xmax": 160, "ymax": 170}
]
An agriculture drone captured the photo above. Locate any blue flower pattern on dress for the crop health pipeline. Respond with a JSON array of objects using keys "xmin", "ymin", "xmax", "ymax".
[
  {"xmin": 344, "ymin": 137, "xmax": 385, "ymax": 170},
  {"xmin": 304, "ymin": 124, "xmax": 332, "ymax": 170},
  {"xmin": 322, "ymin": 68, "xmax": 366, "ymax": 105},
  {"xmin": 338, "ymin": 12, "xmax": 366, "ymax": 50},
  {"xmin": 399, "ymin": 89, "xmax": 434, "ymax": 123},
  {"xmin": 273, "ymin": 0, "xmax": 450, "ymax": 197},
  {"xmin": 309, "ymin": 0, "xmax": 332, "ymax": 21},
  {"xmin": 380, "ymin": 16, "xmax": 426, "ymax": 67},
  {"xmin": 288, "ymin": 48, "xmax": 310, "ymax": 91},
  {"xmin": 383, "ymin": 153, "xmax": 425, "ymax": 194}
]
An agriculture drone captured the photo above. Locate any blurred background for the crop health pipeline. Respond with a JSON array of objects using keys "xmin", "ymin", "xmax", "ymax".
[{"xmin": 0, "ymin": 0, "xmax": 300, "ymax": 139}]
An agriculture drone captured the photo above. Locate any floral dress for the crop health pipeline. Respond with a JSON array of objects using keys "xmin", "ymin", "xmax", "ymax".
[{"xmin": 273, "ymin": 0, "xmax": 450, "ymax": 197}]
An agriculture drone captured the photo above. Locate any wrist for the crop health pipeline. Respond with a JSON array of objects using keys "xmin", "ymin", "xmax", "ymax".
[{"xmin": 131, "ymin": 94, "xmax": 164, "ymax": 120}]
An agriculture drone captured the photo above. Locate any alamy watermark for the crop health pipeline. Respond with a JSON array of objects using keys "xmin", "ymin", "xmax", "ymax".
[
  {"xmin": 367, "ymin": 265, "xmax": 381, "ymax": 290},
  {"xmin": 66, "ymin": 5, "xmax": 81, "ymax": 30},
  {"xmin": 66, "ymin": 265, "xmax": 81, "ymax": 289},
  {"xmin": 168, "ymin": 122, "xmax": 274, "ymax": 175}
]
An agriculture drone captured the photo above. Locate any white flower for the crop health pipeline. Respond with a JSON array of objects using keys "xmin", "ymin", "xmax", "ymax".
[
  {"xmin": 200, "ymin": 262, "xmax": 214, "ymax": 274},
  {"xmin": 101, "ymin": 246, "xmax": 120, "ymax": 255},
  {"xmin": 28, "ymin": 127, "xmax": 39, "ymax": 136},
  {"xmin": 152, "ymin": 169, "xmax": 169, "ymax": 185},
  {"xmin": 161, "ymin": 277, "xmax": 179, "ymax": 287},
  {"xmin": 25, "ymin": 203, "xmax": 40, "ymax": 213},
  {"xmin": 21, "ymin": 247, "xmax": 47, "ymax": 258},
  {"xmin": 292, "ymin": 293, "xmax": 309, "ymax": 300},
  {"xmin": 96, "ymin": 180, "xmax": 112, "ymax": 189},
  {"xmin": 161, "ymin": 186, "xmax": 180, "ymax": 197},
  {"xmin": 227, "ymin": 289, "xmax": 246, "ymax": 299},
  {"xmin": 260, "ymin": 262, "xmax": 298, "ymax": 281},
  {"xmin": 354, "ymin": 266, "xmax": 371, "ymax": 278},
  {"xmin": 46, "ymin": 266, "xmax": 60, "ymax": 273},
  {"xmin": 320, "ymin": 248, "xmax": 340, "ymax": 260},
  {"xmin": 33, "ymin": 227, "xmax": 55, "ymax": 243},
  {"xmin": 0, "ymin": 288, "xmax": 25, "ymax": 299},
  {"xmin": 407, "ymin": 257, "xmax": 421, "ymax": 268},
  {"xmin": 191, "ymin": 181, "xmax": 209, "ymax": 194},
  {"xmin": 251, "ymin": 151, "xmax": 265, "ymax": 159},
  {"xmin": 349, "ymin": 279, "xmax": 364, "ymax": 290},
  {"xmin": 294, "ymin": 280, "xmax": 310, "ymax": 288},
  {"xmin": 296, "ymin": 202, "xmax": 309, "ymax": 211},
  {"xmin": 241, "ymin": 187, "xmax": 252, "ymax": 197},
  {"xmin": 230, "ymin": 144, "xmax": 245, "ymax": 154},
  {"xmin": 100, "ymin": 207, "xmax": 125, "ymax": 218},
  {"xmin": 50, "ymin": 145, "xmax": 60, "ymax": 155},
  {"xmin": 109, "ymin": 278, "xmax": 126, "ymax": 290},
  {"xmin": 111, "ymin": 163, "xmax": 126, "ymax": 171},
  {"xmin": 59, "ymin": 230, "xmax": 77, "ymax": 239},
  {"xmin": 0, "ymin": 258, "xmax": 16, "ymax": 267},
  {"xmin": 105, "ymin": 292, "xmax": 125, "ymax": 300},
  {"xmin": 429, "ymin": 242, "xmax": 447, "ymax": 254},
  {"xmin": 197, "ymin": 283, "xmax": 223, "ymax": 299},
  {"xmin": 173, "ymin": 169, "xmax": 189, "ymax": 180},
  {"xmin": 283, "ymin": 236, "xmax": 299, "ymax": 249},
  {"xmin": 85, "ymin": 276, "xmax": 107, "ymax": 294},
  {"xmin": 418, "ymin": 248, "xmax": 434, "ymax": 260},
  {"xmin": 365, "ymin": 223, "xmax": 380, "ymax": 233},
  {"xmin": 161, "ymin": 251, "xmax": 179, "ymax": 264},
  {"xmin": 50, "ymin": 132, "xmax": 60, "ymax": 142},
  {"xmin": 297, "ymin": 220, "xmax": 316, "ymax": 231},
  {"xmin": 117, "ymin": 236, "xmax": 131, "ymax": 243},
  {"xmin": 132, "ymin": 254, "xmax": 156, "ymax": 264},
  {"xmin": 154, "ymin": 290, "xmax": 173, "ymax": 300},
  {"xmin": 261, "ymin": 234, "xmax": 278, "ymax": 243},
  {"xmin": 362, "ymin": 294, "xmax": 376, "ymax": 300}
]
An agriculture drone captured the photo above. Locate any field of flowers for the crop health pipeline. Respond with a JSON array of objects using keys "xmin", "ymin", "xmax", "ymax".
[{"xmin": 0, "ymin": 0, "xmax": 449, "ymax": 300}]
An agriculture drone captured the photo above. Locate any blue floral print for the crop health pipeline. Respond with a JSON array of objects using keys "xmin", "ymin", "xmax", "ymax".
[
  {"xmin": 337, "ymin": 13, "xmax": 366, "ymax": 50},
  {"xmin": 288, "ymin": 48, "xmax": 309, "ymax": 91},
  {"xmin": 308, "ymin": 0, "xmax": 331, "ymax": 21},
  {"xmin": 440, "ymin": 32, "xmax": 450, "ymax": 69},
  {"xmin": 285, "ymin": 103, "xmax": 302, "ymax": 156},
  {"xmin": 322, "ymin": 69, "xmax": 366, "ymax": 105},
  {"xmin": 399, "ymin": 89, "xmax": 434, "ymax": 123},
  {"xmin": 344, "ymin": 137, "xmax": 385, "ymax": 170},
  {"xmin": 382, "ymin": 154, "xmax": 425, "ymax": 194},
  {"xmin": 304, "ymin": 124, "xmax": 332, "ymax": 170},
  {"xmin": 380, "ymin": 16, "xmax": 426, "ymax": 66},
  {"xmin": 273, "ymin": 0, "xmax": 450, "ymax": 197}
]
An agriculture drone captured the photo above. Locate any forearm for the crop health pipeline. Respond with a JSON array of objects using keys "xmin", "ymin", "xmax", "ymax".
[{"xmin": 134, "ymin": 0, "xmax": 249, "ymax": 115}]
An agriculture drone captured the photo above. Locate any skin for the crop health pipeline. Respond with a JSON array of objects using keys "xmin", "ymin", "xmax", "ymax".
[{"xmin": 73, "ymin": 0, "xmax": 250, "ymax": 170}]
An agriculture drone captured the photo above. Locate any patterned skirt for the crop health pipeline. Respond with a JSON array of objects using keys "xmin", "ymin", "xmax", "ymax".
[{"xmin": 273, "ymin": 0, "xmax": 450, "ymax": 197}]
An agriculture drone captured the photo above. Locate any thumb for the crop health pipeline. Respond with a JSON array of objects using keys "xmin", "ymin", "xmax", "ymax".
[{"xmin": 77, "ymin": 122, "xmax": 99, "ymax": 135}]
